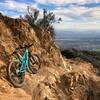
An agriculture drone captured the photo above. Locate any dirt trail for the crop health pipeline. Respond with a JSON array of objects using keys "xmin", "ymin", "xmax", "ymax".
[{"xmin": 0, "ymin": 13, "xmax": 100, "ymax": 100}]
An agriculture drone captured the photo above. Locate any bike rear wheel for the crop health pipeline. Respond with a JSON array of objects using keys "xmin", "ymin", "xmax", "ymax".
[
  {"xmin": 7, "ymin": 60, "xmax": 25, "ymax": 87},
  {"xmin": 29, "ymin": 54, "xmax": 41, "ymax": 74}
]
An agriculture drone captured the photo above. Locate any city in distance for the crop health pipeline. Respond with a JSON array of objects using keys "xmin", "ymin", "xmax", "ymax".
[{"xmin": 55, "ymin": 30, "xmax": 100, "ymax": 51}]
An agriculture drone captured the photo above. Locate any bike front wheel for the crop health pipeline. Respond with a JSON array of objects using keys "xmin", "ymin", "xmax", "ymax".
[{"xmin": 7, "ymin": 60, "xmax": 25, "ymax": 87}]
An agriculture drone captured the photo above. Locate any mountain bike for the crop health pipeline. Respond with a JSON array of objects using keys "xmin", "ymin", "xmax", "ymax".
[{"xmin": 7, "ymin": 44, "xmax": 41, "ymax": 87}]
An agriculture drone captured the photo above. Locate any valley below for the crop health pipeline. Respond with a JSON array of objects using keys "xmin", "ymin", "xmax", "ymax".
[{"xmin": 55, "ymin": 30, "xmax": 100, "ymax": 51}]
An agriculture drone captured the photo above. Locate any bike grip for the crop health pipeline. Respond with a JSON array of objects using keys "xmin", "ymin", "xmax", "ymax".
[{"xmin": 26, "ymin": 43, "xmax": 33, "ymax": 48}]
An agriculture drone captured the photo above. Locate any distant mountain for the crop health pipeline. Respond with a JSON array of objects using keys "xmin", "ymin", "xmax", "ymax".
[{"xmin": 55, "ymin": 30, "xmax": 100, "ymax": 39}]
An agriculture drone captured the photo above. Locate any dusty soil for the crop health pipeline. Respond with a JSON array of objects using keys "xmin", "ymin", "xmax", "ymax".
[{"xmin": 0, "ymin": 13, "xmax": 100, "ymax": 100}]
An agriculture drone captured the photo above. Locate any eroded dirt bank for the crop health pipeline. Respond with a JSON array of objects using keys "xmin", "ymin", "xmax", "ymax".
[{"xmin": 0, "ymin": 13, "xmax": 100, "ymax": 100}]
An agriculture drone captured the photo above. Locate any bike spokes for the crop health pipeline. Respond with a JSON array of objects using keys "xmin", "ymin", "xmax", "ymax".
[{"xmin": 7, "ymin": 60, "xmax": 25, "ymax": 87}]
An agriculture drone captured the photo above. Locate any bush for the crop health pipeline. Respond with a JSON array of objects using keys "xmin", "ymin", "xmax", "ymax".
[{"xmin": 25, "ymin": 6, "xmax": 61, "ymax": 39}]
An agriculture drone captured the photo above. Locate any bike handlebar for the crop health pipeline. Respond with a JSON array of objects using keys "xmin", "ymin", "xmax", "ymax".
[
  {"xmin": 12, "ymin": 43, "xmax": 33, "ymax": 55},
  {"xmin": 19, "ymin": 43, "xmax": 33, "ymax": 49}
]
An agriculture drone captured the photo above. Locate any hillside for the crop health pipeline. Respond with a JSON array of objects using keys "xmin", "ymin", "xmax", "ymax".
[
  {"xmin": 0, "ymin": 13, "xmax": 100, "ymax": 100},
  {"xmin": 61, "ymin": 49, "xmax": 100, "ymax": 75}
]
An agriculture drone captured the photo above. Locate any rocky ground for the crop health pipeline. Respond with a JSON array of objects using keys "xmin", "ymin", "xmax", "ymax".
[{"xmin": 0, "ymin": 13, "xmax": 100, "ymax": 100}]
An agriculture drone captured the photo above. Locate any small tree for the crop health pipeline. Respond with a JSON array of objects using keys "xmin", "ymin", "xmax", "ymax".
[
  {"xmin": 36, "ymin": 9, "xmax": 56, "ymax": 38},
  {"xmin": 25, "ymin": 6, "xmax": 39, "ymax": 27},
  {"xmin": 25, "ymin": 7, "xmax": 61, "ymax": 39}
]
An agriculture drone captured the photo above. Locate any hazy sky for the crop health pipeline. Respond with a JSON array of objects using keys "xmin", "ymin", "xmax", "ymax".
[{"xmin": 0, "ymin": 0, "xmax": 100, "ymax": 31}]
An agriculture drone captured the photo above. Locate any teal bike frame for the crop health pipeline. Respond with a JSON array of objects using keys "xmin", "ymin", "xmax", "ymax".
[{"xmin": 18, "ymin": 48, "xmax": 29, "ymax": 73}]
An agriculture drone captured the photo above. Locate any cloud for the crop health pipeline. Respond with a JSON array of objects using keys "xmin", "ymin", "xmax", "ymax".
[
  {"xmin": 54, "ymin": 21, "xmax": 100, "ymax": 30},
  {"xmin": 52, "ymin": 5, "xmax": 100, "ymax": 30},
  {"xmin": 35, "ymin": 0, "xmax": 47, "ymax": 4},
  {"xmin": 0, "ymin": 0, "xmax": 39, "ymax": 18},
  {"xmin": 0, "ymin": 0, "xmax": 99, "ymax": 30},
  {"xmin": 36, "ymin": 0, "xmax": 100, "ymax": 5},
  {"xmin": 0, "ymin": 0, "xmax": 38, "ymax": 14},
  {"xmin": 52, "ymin": 5, "xmax": 100, "ymax": 22},
  {"xmin": 0, "ymin": 0, "xmax": 27, "ymax": 13},
  {"xmin": 35, "ymin": 0, "xmax": 100, "ymax": 30}
]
